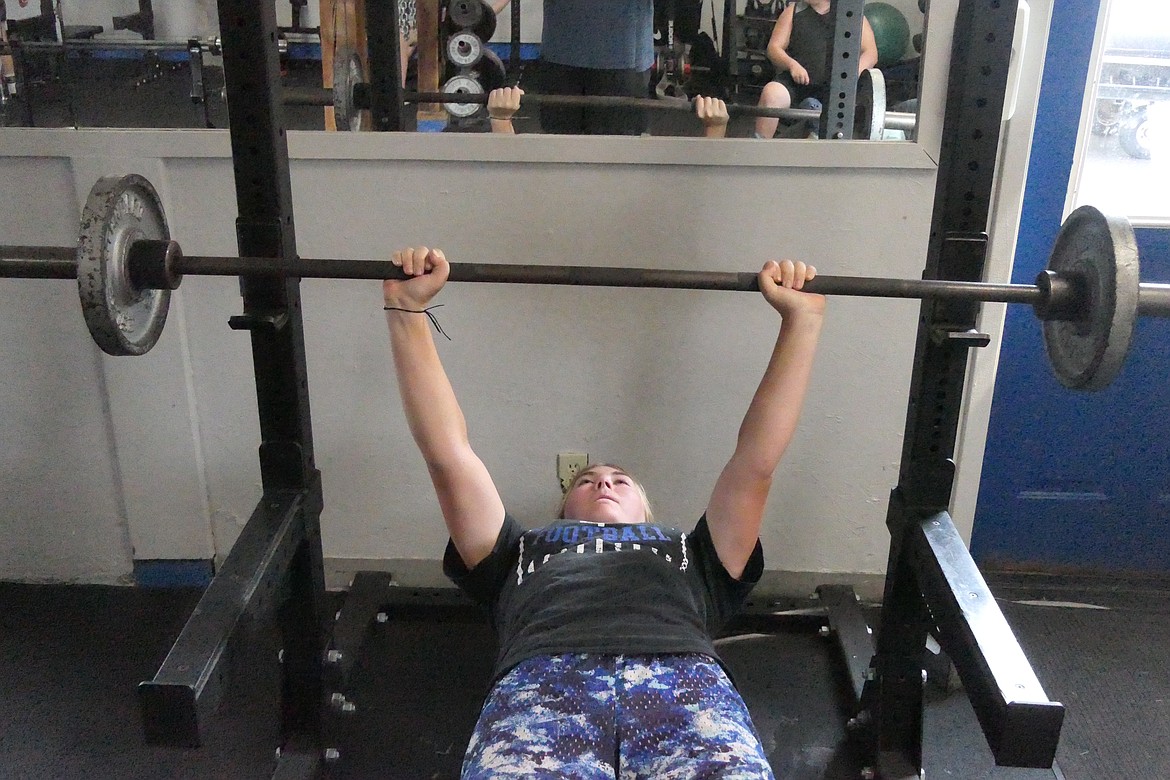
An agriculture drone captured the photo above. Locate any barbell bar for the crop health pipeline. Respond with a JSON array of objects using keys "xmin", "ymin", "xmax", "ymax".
[
  {"xmin": 0, "ymin": 34, "xmax": 294, "ymax": 57},
  {"xmin": 0, "ymin": 242, "xmax": 1086, "ymax": 302},
  {"xmin": 315, "ymin": 66, "xmax": 914, "ymax": 139},
  {"xmin": 424, "ymin": 69, "xmax": 913, "ymax": 135},
  {"xmin": 405, "ymin": 89, "xmax": 913, "ymax": 128},
  {"xmin": 1, "ymin": 174, "xmax": 1166, "ymax": 392}
]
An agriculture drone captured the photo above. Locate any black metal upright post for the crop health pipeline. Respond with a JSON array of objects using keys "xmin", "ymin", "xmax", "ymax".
[
  {"xmin": 510, "ymin": 0, "xmax": 522, "ymax": 75},
  {"xmin": 850, "ymin": 2, "xmax": 1065, "ymax": 777},
  {"xmin": 820, "ymin": 0, "xmax": 864, "ymax": 139},
  {"xmin": 215, "ymin": 0, "xmax": 328, "ymax": 758},
  {"xmin": 365, "ymin": 0, "xmax": 404, "ymax": 131},
  {"xmin": 137, "ymin": 0, "xmax": 329, "ymax": 768}
]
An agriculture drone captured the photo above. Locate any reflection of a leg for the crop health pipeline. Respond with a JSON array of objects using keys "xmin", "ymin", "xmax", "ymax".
[{"xmin": 754, "ymin": 81, "xmax": 792, "ymax": 139}]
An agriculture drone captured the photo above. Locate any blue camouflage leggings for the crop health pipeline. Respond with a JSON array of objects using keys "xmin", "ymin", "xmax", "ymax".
[{"xmin": 462, "ymin": 653, "xmax": 775, "ymax": 779}]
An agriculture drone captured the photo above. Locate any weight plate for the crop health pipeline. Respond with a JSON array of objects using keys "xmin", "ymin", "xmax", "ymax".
[
  {"xmin": 442, "ymin": 74, "xmax": 484, "ymax": 118},
  {"xmin": 476, "ymin": 48, "xmax": 507, "ymax": 94},
  {"xmin": 448, "ymin": 0, "xmax": 485, "ymax": 30},
  {"xmin": 333, "ymin": 46, "xmax": 365, "ymax": 132},
  {"xmin": 474, "ymin": 8, "xmax": 498, "ymax": 43},
  {"xmin": 446, "ymin": 0, "xmax": 496, "ymax": 41},
  {"xmin": 77, "ymin": 175, "xmax": 172, "ymax": 357},
  {"xmin": 854, "ymin": 68, "xmax": 886, "ymax": 141},
  {"xmin": 447, "ymin": 31, "xmax": 484, "ymax": 68},
  {"xmin": 1042, "ymin": 205, "xmax": 1140, "ymax": 391}
]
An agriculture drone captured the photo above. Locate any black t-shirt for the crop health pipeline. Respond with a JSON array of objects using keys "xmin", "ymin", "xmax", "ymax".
[
  {"xmin": 443, "ymin": 514, "xmax": 764, "ymax": 682},
  {"xmin": 788, "ymin": 3, "xmax": 833, "ymax": 88}
]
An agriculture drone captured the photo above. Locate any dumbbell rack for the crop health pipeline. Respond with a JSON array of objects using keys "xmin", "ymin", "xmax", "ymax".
[{"xmin": 723, "ymin": 0, "xmax": 783, "ymax": 96}]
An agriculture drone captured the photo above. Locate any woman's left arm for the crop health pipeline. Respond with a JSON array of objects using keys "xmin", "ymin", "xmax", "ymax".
[
  {"xmin": 705, "ymin": 260, "xmax": 826, "ymax": 579},
  {"xmin": 859, "ymin": 19, "xmax": 880, "ymax": 72}
]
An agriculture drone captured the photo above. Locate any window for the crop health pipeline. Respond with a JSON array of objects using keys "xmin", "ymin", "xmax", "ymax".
[{"xmin": 1070, "ymin": 0, "xmax": 1170, "ymax": 225}]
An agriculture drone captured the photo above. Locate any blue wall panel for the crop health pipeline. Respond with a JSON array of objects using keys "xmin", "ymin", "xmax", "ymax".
[{"xmin": 971, "ymin": 1, "xmax": 1170, "ymax": 574}]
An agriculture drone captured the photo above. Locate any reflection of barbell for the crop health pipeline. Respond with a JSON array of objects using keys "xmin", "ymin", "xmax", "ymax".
[
  {"xmin": 3, "ymin": 174, "xmax": 1167, "ymax": 390},
  {"xmin": 0, "ymin": 35, "xmax": 290, "ymax": 57},
  {"xmin": 306, "ymin": 67, "xmax": 917, "ymax": 138},
  {"xmin": 423, "ymin": 80, "xmax": 915, "ymax": 142}
]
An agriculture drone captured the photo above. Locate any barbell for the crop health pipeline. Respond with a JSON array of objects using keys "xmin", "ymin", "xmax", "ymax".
[
  {"xmin": 426, "ymin": 69, "xmax": 913, "ymax": 141},
  {"xmin": 0, "ymin": 34, "xmax": 293, "ymax": 58},
  {"xmin": 316, "ymin": 63, "xmax": 915, "ymax": 140},
  {"xmin": 1, "ymin": 174, "xmax": 1167, "ymax": 391}
]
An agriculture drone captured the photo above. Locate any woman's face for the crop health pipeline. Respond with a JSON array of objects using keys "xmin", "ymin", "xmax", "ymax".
[{"xmin": 560, "ymin": 465, "xmax": 648, "ymax": 525}]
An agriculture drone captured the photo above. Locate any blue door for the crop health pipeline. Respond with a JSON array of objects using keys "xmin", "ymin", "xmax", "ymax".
[{"xmin": 971, "ymin": 1, "xmax": 1170, "ymax": 573}]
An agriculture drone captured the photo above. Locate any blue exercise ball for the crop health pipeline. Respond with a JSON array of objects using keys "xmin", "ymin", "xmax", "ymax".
[{"xmin": 864, "ymin": 2, "xmax": 911, "ymax": 67}]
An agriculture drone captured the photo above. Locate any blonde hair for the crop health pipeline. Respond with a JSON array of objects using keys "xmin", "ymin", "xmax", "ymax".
[{"xmin": 556, "ymin": 463, "xmax": 654, "ymax": 523}]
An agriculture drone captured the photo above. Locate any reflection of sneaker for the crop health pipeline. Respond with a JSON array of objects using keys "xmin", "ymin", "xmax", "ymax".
[{"xmin": 797, "ymin": 97, "xmax": 822, "ymax": 138}]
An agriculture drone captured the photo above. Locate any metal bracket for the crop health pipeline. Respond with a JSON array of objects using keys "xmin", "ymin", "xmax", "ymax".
[
  {"xmin": 229, "ymin": 311, "xmax": 291, "ymax": 332},
  {"xmin": 929, "ymin": 327, "xmax": 992, "ymax": 348}
]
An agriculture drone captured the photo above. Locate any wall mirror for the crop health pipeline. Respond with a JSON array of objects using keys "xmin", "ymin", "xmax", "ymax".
[{"xmin": 0, "ymin": 0, "xmax": 926, "ymax": 143}]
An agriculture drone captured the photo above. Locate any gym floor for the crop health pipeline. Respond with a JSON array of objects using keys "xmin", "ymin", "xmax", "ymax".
[{"xmin": 0, "ymin": 573, "xmax": 1167, "ymax": 779}]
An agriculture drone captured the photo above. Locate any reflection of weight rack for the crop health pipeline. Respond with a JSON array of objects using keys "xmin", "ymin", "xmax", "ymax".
[
  {"xmin": 723, "ymin": 0, "xmax": 784, "ymax": 96},
  {"xmin": 441, "ymin": 0, "xmax": 505, "ymax": 129}
]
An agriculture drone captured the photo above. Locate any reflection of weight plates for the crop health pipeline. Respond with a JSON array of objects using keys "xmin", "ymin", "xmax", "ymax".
[
  {"xmin": 333, "ymin": 46, "xmax": 365, "ymax": 132},
  {"xmin": 475, "ymin": 49, "xmax": 507, "ymax": 93},
  {"xmin": 442, "ymin": 74, "xmax": 484, "ymax": 117},
  {"xmin": 854, "ymin": 68, "xmax": 887, "ymax": 141},
  {"xmin": 744, "ymin": 57, "xmax": 773, "ymax": 82},
  {"xmin": 447, "ymin": 31, "xmax": 484, "ymax": 67},
  {"xmin": 448, "ymin": 0, "xmax": 484, "ymax": 28},
  {"xmin": 445, "ymin": 0, "xmax": 496, "ymax": 41}
]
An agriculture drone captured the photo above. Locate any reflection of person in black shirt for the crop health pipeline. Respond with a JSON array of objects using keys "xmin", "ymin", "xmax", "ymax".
[
  {"xmin": 754, "ymin": 0, "xmax": 878, "ymax": 138},
  {"xmin": 383, "ymin": 246, "xmax": 825, "ymax": 776}
]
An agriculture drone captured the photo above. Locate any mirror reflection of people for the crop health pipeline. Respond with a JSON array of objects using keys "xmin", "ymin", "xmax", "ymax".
[
  {"xmin": 535, "ymin": 0, "xmax": 655, "ymax": 135},
  {"xmin": 754, "ymin": 0, "xmax": 877, "ymax": 139},
  {"xmin": 488, "ymin": 88, "xmax": 729, "ymax": 138},
  {"xmin": 383, "ymin": 246, "xmax": 825, "ymax": 778}
]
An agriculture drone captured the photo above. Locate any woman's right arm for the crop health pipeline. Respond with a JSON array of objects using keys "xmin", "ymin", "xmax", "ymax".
[
  {"xmin": 766, "ymin": 5, "xmax": 799, "ymax": 75},
  {"xmin": 385, "ymin": 247, "xmax": 506, "ymax": 569}
]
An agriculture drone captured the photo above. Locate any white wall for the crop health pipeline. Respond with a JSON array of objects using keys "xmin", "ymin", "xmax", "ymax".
[
  {"xmin": 0, "ymin": 2, "xmax": 1052, "ymax": 594},
  {"xmin": 0, "ymin": 134, "xmax": 933, "ymax": 592},
  {"xmin": 0, "ymin": 157, "xmax": 135, "ymax": 583}
]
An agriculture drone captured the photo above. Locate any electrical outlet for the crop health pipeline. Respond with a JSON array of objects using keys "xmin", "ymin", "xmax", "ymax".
[{"xmin": 557, "ymin": 452, "xmax": 589, "ymax": 493}]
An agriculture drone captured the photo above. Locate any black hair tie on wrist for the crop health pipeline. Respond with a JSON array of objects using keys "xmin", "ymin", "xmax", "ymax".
[{"xmin": 383, "ymin": 304, "xmax": 451, "ymax": 340}]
